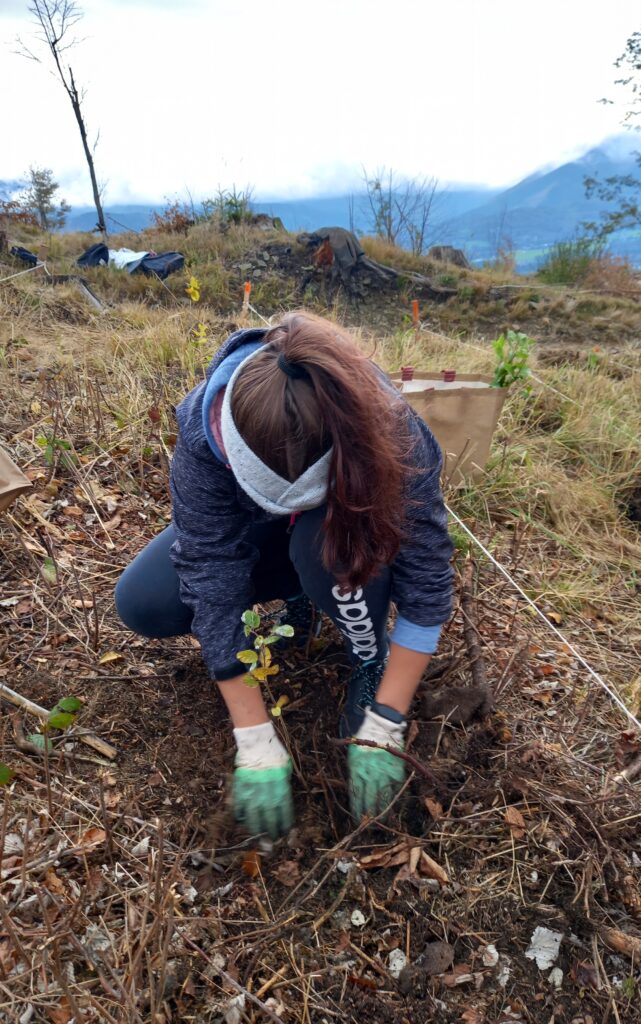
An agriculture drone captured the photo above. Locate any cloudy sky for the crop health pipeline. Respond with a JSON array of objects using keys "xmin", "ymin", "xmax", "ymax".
[{"xmin": 1, "ymin": 0, "xmax": 640, "ymax": 205}]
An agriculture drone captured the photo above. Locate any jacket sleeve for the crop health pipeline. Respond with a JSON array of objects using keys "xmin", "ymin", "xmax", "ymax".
[
  {"xmin": 391, "ymin": 418, "xmax": 454, "ymax": 628},
  {"xmin": 169, "ymin": 433, "xmax": 258, "ymax": 680}
]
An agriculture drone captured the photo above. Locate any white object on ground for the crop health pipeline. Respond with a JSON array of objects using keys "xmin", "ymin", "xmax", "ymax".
[
  {"xmin": 234, "ymin": 721, "xmax": 289, "ymax": 769},
  {"xmin": 388, "ymin": 949, "xmax": 408, "ymax": 978},
  {"xmin": 350, "ymin": 909, "xmax": 366, "ymax": 928},
  {"xmin": 548, "ymin": 967, "xmax": 564, "ymax": 989},
  {"xmin": 108, "ymin": 248, "xmax": 150, "ymax": 269},
  {"xmin": 482, "ymin": 943, "xmax": 500, "ymax": 967},
  {"xmin": 525, "ymin": 927, "xmax": 564, "ymax": 970}
]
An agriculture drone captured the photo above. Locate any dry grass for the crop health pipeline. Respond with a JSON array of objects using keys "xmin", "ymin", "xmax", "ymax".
[{"xmin": 1, "ymin": 254, "xmax": 640, "ymax": 1022}]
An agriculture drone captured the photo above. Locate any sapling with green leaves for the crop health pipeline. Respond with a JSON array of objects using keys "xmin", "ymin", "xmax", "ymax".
[
  {"xmin": 491, "ymin": 330, "xmax": 535, "ymax": 388},
  {"xmin": 236, "ymin": 608, "xmax": 294, "ymax": 689}
]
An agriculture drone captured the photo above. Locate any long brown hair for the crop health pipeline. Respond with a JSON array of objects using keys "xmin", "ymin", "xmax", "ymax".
[{"xmin": 231, "ymin": 311, "xmax": 411, "ymax": 588}]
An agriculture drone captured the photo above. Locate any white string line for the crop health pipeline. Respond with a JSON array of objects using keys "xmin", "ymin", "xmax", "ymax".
[
  {"xmin": 247, "ymin": 302, "xmax": 272, "ymax": 326},
  {"xmin": 446, "ymin": 503, "xmax": 641, "ymax": 732},
  {"xmin": 0, "ymin": 262, "xmax": 47, "ymax": 286}
]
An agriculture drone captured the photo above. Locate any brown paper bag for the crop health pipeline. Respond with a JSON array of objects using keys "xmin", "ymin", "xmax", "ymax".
[
  {"xmin": 391, "ymin": 372, "xmax": 508, "ymax": 484},
  {"xmin": 0, "ymin": 447, "xmax": 32, "ymax": 513}
]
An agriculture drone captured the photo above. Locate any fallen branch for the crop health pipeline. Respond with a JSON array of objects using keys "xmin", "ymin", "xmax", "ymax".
[
  {"xmin": 598, "ymin": 925, "xmax": 641, "ymax": 960},
  {"xmin": 0, "ymin": 682, "xmax": 117, "ymax": 760},
  {"xmin": 333, "ymin": 736, "xmax": 439, "ymax": 783}
]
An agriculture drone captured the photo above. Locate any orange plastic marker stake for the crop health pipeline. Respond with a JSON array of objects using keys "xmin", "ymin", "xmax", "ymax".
[
  {"xmin": 411, "ymin": 299, "xmax": 420, "ymax": 341},
  {"xmin": 241, "ymin": 280, "xmax": 251, "ymax": 321}
]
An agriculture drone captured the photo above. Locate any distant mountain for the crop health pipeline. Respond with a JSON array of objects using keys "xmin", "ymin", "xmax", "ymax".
[
  {"xmin": 442, "ymin": 140, "xmax": 641, "ymax": 267},
  {"xmin": 255, "ymin": 187, "xmax": 500, "ymax": 236},
  {"xmin": 65, "ymin": 205, "xmax": 159, "ymax": 233},
  {"xmin": 18, "ymin": 136, "xmax": 641, "ymax": 270}
]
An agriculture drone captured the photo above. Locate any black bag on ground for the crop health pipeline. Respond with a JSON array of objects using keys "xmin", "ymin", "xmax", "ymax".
[
  {"xmin": 10, "ymin": 246, "xmax": 38, "ymax": 267},
  {"xmin": 77, "ymin": 243, "xmax": 109, "ymax": 268},
  {"xmin": 133, "ymin": 252, "xmax": 185, "ymax": 280}
]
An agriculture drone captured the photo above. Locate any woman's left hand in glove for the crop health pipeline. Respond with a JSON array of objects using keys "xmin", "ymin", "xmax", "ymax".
[{"xmin": 348, "ymin": 705, "xmax": 406, "ymax": 818}]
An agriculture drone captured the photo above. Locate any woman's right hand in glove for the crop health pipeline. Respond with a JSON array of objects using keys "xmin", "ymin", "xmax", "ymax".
[{"xmin": 232, "ymin": 722, "xmax": 294, "ymax": 839}]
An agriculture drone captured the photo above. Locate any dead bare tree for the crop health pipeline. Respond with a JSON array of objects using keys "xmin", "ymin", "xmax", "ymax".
[
  {"xmin": 17, "ymin": 0, "xmax": 106, "ymax": 236},
  {"xmin": 362, "ymin": 167, "xmax": 441, "ymax": 255}
]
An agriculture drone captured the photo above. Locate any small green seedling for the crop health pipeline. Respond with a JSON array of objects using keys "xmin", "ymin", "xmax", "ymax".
[
  {"xmin": 0, "ymin": 763, "xmax": 15, "ymax": 785},
  {"xmin": 27, "ymin": 695, "xmax": 83, "ymax": 750},
  {"xmin": 35, "ymin": 433, "xmax": 77, "ymax": 469},
  {"xmin": 236, "ymin": 609, "xmax": 294, "ymax": 690},
  {"xmin": 491, "ymin": 330, "xmax": 535, "ymax": 388}
]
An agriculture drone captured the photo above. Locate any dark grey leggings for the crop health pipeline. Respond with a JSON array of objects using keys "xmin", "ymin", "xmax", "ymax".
[{"xmin": 114, "ymin": 506, "xmax": 391, "ymax": 665}]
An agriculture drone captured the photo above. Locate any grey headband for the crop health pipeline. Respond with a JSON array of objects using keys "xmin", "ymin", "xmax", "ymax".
[{"xmin": 220, "ymin": 347, "xmax": 332, "ymax": 515}]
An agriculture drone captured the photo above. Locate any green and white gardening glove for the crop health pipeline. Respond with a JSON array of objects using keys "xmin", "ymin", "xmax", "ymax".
[
  {"xmin": 348, "ymin": 705, "xmax": 406, "ymax": 819},
  {"xmin": 232, "ymin": 722, "xmax": 294, "ymax": 839}
]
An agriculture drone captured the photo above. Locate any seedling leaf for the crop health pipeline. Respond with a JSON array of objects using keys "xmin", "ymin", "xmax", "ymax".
[
  {"xmin": 236, "ymin": 650, "xmax": 259, "ymax": 665},
  {"xmin": 241, "ymin": 610, "xmax": 260, "ymax": 629},
  {"xmin": 273, "ymin": 624, "xmax": 294, "ymax": 637},
  {"xmin": 48, "ymin": 711, "xmax": 76, "ymax": 730},
  {"xmin": 27, "ymin": 733, "xmax": 54, "ymax": 752},
  {"xmin": 56, "ymin": 696, "xmax": 82, "ymax": 713},
  {"xmin": 0, "ymin": 763, "xmax": 15, "ymax": 785},
  {"xmin": 41, "ymin": 557, "xmax": 57, "ymax": 585}
]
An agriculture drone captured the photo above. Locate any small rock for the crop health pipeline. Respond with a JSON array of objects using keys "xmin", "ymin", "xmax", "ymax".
[
  {"xmin": 417, "ymin": 940, "xmax": 455, "ymax": 975},
  {"xmin": 398, "ymin": 964, "xmax": 428, "ymax": 997},
  {"xmin": 388, "ymin": 949, "xmax": 408, "ymax": 979},
  {"xmin": 549, "ymin": 967, "xmax": 564, "ymax": 989},
  {"xmin": 482, "ymin": 943, "xmax": 500, "ymax": 967},
  {"xmin": 336, "ymin": 858, "xmax": 355, "ymax": 874},
  {"xmin": 350, "ymin": 909, "xmax": 366, "ymax": 928}
]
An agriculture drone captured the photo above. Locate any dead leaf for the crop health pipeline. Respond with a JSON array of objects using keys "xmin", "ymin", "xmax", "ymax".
[
  {"xmin": 75, "ymin": 827, "xmax": 107, "ymax": 855},
  {"xmin": 105, "ymin": 513, "xmax": 122, "ymax": 531},
  {"xmin": 98, "ymin": 650, "xmax": 124, "ymax": 665},
  {"xmin": 49, "ymin": 996, "xmax": 72, "ymax": 1023},
  {"xmin": 571, "ymin": 961, "xmax": 600, "ymax": 990},
  {"xmin": 63, "ymin": 505, "xmax": 84, "ymax": 518},
  {"xmin": 461, "ymin": 1009, "xmax": 484, "ymax": 1024},
  {"xmin": 504, "ymin": 805, "xmax": 526, "ymax": 839},
  {"xmin": 442, "ymin": 963, "xmax": 474, "ymax": 987},
  {"xmin": 358, "ymin": 841, "xmax": 412, "ymax": 870},
  {"xmin": 547, "ymin": 611, "xmax": 563, "ymax": 625},
  {"xmin": 241, "ymin": 850, "xmax": 261, "ymax": 879},
  {"xmin": 419, "ymin": 850, "xmax": 449, "ymax": 885},
  {"xmin": 272, "ymin": 859, "xmax": 301, "ymax": 887},
  {"xmin": 348, "ymin": 975, "xmax": 378, "ymax": 990},
  {"xmin": 425, "ymin": 797, "xmax": 444, "ymax": 820},
  {"xmin": 103, "ymin": 789, "xmax": 122, "ymax": 809},
  {"xmin": 44, "ymin": 868, "xmax": 66, "ymax": 896}
]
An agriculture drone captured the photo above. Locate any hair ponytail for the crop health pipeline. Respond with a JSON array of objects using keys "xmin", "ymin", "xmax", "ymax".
[{"xmin": 230, "ymin": 311, "xmax": 411, "ymax": 588}]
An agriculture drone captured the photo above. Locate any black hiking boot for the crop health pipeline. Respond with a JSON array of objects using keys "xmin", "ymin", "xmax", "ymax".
[{"xmin": 339, "ymin": 658, "xmax": 387, "ymax": 738}]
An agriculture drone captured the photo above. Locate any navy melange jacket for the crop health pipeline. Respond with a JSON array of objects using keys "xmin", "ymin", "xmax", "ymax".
[{"xmin": 170, "ymin": 329, "xmax": 454, "ymax": 680}]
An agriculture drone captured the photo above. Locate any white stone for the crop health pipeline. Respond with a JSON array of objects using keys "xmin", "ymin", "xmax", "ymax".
[
  {"xmin": 388, "ymin": 949, "xmax": 408, "ymax": 979},
  {"xmin": 525, "ymin": 927, "xmax": 564, "ymax": 970},
  {"xmin": 482, "ymin": 943, "xmax": 500, "ymax": 967},
  {"xmin": 548, "ymin": 967, "xmax": 564, "ymax": 989}
]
